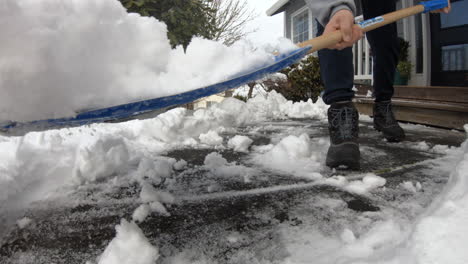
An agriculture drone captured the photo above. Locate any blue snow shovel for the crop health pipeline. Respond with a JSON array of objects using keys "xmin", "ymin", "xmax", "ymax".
[{"xmin": 0, "ymin": 0, "xmax": 449, "ymax": 134}]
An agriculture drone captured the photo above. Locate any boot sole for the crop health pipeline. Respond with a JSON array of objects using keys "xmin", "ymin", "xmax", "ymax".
[{"xmin": 326, "ymin": 142, "xmax": 360, "ymax": 170}]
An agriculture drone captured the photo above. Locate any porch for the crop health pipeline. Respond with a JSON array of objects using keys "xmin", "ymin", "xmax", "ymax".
[{"xmin": 353, "ymin": 84, "xmax": 468, "ymax": 130}]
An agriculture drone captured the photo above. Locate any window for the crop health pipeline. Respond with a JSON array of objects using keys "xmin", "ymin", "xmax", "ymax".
[
  {"xmin": 291, "ymin": 8, "xmax": 311, "ymax": 44},
  {"xmin": 414, "ymin": 13, "xmax": 424, "ymax": 73},
  {"xmin": 440, "ymin": 0, "xmax": 468, "ymax": 29},
  {"xmin": 442, "ymin": 44, "xmax": 468, "ymax": 71}
]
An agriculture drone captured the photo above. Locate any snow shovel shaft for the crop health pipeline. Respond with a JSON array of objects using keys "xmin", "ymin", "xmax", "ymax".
[{"xmin": 297, "ymin": 0, "xmax": 449, "ymax": 53}]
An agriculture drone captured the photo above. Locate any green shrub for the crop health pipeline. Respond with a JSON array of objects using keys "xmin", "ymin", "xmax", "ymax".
[
  {"xmin": 397, "ymin": 61, "xmax": 412, "ymax": 78},
  {"xmin": 396, "ymin": 37, "xmax": 412, "ymax": 80},
  {"xmin": 263, "ymin": 55, "xmax": 323, "ymax": 102},
  {"xmin": 233, "ymin": 94, "xmax": 247, "ymax": 102}
]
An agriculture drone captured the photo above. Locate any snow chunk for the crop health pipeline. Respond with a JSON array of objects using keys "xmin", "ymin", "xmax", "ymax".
[
  {"xmin": 134, "ymin": 158, "xmax": 173, "ymax": 184},
  {"xmin": 132, "ymin": 204, "xmax": 151, "ymax": 223},
  {"xmin": 414, "ymin": 141, "xmax": 431, "ymax": 151},
  {"xmin": 199, "ymin": 130, "xmax": 223, "ymax": 146},
  {"xmin": 204, "ymin": 152, "xmax": 254, "ymax": 179},
  {"xmin": 173, "ymin": 159, "xmax": 188, "ymax": 171},
  {"xmin": 343, "ymin": 220, "xmax": 405, "ymax": 259},
  {"xmin": 140, "ymin": 184, "xmax": 175, "ymax": 204},
  {"xmin": 345, "ymin": 174, "xmax": 387, "ymax": 195},
  {"xmin": 98, "ymin": 220, "xmax": 159, "ymax": 264},
  {"xmin": 204, "ymin": 152, "xmax": 228, "ymax": 168},
  {"xmin": 401, "ymin": 181, "xmax": 422, "ymax": 193},
  {"xmin": 228, "ymin": 135, "xmax": 253, "ymax": 152},
  {"xmin": 253, "ymin": 133, "xmax": 324, "ymax": 179},
  {"xmin": 16, "ymin": 217, "xmax": 33, "ymax": 229},
  {"xmin": 341, "ymin": 228, "xmax": 357, "ymax": 244},
  {"xmin": 73, "ymin": 137, "xmax": 130, "ymax": 184},
  {"xmin": 150, "ymin": 201, "xmax": 170, "ymax": 216}
]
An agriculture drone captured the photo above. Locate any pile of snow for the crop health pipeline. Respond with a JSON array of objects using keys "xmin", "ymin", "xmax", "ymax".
[
  {"xmin": 397, "ymin": 130, "xmax": 468, "ymax": 264},
  {"xmin": 0, "ymin": 0, "xmax": 298, "ymax": 122},
  {"xmin": 97, "ymin": 220, "xmax": 159, "ymax": 264}
]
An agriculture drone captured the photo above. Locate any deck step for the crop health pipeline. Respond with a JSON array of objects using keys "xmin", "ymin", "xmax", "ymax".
[
  {"xmin": 354, "ymin": 96, "xmax": 468, "ymax": 130},
  {"xmin": 355, "ymin": 84, "xmax": 468, "ymax": 104}
]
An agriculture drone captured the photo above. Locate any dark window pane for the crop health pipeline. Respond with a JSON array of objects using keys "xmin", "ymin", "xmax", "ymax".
[
  {"xmin": 442, "ymin": 44, "xmax": 468, "ymax": 71},
  {"xmin": 292, "ymin": 9, "xmax": 309, "ymax": 43},
  {"xmin": 415, "ymin": 13, "xmax": 423, "ymax": 73},
  {"xmin": 440, "ymin": 0, "xmax": 468, "ymax": 28}
]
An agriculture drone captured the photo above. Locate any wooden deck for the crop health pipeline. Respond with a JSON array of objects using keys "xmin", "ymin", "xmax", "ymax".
[{"xmin": 354, "ymin": 85, "xmax": 468, "ymax": 130}]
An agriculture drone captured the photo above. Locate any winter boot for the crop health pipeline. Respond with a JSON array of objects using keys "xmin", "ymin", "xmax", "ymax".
[
  {"xmin": 373, "ymin": 101, "xmax": 405, "ymax": 142},
  {"xmin": 326, "ymin": 101, "xmax": 360, "ymax": 170}
]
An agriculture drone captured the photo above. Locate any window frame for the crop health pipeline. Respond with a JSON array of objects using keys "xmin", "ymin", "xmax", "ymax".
[{"xmin": 290, "ymin": 6, "xmax": 313, "ymax": 44}]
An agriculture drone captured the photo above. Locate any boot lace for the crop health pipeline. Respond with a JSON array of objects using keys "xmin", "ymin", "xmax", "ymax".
[{"xmin": 330, "ymin": 107, "xmax": 356, "ymax": 140}]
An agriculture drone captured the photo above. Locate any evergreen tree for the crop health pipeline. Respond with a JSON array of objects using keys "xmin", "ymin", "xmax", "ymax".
[{"xmin": 120, "ymin": 0, "xmax": 215, "ymax": 49}]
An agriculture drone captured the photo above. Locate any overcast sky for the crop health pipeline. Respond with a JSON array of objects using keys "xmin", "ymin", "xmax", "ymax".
[{"xmin": 244, "ymin": 0, "xmax": 284, "ymax": 47}]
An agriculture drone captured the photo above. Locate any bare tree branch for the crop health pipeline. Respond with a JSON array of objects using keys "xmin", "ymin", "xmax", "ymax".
[{"xmin": 205, "ymin": 0, "xmax": 257, "ymax": 46}]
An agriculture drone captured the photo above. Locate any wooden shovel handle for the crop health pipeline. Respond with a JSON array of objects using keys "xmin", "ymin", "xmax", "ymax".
[{"xmin": 297, "ymin": 5, "xmax": 425, "ymax": 53}]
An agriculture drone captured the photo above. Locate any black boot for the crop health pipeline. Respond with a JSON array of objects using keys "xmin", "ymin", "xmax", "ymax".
[
  {"xmin": 373, "ymin": 101, "xmax": 405, "ymax": 142},
  {"xmin": 326, "ymin": 101, "xmax": 360, "ymax": 170}
]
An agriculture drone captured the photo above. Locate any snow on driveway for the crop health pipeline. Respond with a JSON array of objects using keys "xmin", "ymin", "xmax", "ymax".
[{"xmin": 0, "ymin": 92, "xmax": 466, "ymax": 264}]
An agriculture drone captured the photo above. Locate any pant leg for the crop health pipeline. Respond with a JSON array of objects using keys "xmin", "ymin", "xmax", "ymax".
[
  {"xmin": 316, "ymin": 20, "xmax": 355, "ymax": 105},
  {"xmin": 361, "ymin": 0, "xmax": 399, "ymax": 102}
]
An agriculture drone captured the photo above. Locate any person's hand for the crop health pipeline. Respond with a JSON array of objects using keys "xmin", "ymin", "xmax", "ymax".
[
  {"xmin": 432, "ymin": 0, "xmax": 451, "ymax": 13},
  {"xmin": 323, "ymin": 9, "xmax": 363, "ymax": 50}
]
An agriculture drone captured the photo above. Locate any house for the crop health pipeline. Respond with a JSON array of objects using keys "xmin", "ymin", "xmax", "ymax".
[
  {"xmin": 185, "ymin": 90, "xmax": 233, "ymax": 110},
  {"xmin": 267, "ymin": 0, "xmax": 468, "ymax": 129}
]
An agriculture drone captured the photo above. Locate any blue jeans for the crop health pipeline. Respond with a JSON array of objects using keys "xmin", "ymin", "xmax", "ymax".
[{"xmin": 317, "ymin": 0, "xmax": 399, "ymax": 104}]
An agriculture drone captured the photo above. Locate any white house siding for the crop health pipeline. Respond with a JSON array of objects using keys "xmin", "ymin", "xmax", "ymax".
[
  {"xmin": 193, "ymin": 93, "xmax": 227, "ymax": 110},
  {"xmin": 280, "ymin": 0, "xmax": 429, "ymax": 86}
]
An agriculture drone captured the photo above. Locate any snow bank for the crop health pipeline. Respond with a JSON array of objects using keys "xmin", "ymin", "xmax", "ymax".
[
  {"xmin": 405, "ymin": 130, "xmax": 468, "ymax": 264},
  {"xmin": 98, "ymin": 219, "xmax": 159, "ymax": 264},
  {"xmin": 0, "ymin": 0, "xmax": 298, "ymax": 122},
  {"xmin": 325, "ymin": 129, "xmax": 468, "ymax": 264}
]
